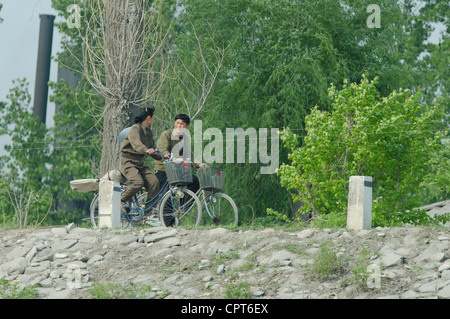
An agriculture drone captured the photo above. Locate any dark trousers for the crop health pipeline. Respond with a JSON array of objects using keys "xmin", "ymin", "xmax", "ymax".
[{"xmin": 120, "ymin": 158, "xmax": 160, "ymax": 202}]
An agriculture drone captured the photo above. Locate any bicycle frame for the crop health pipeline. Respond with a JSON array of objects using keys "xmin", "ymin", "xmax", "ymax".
[
  {"xmin": 136, "ymin": 180, "xmax": 170, "ymax": 211},
  {"xmin": 132, "ymin": 180, "xmax": 195, "ymax": 212},
  {"xmin": 121, "ymin": 181, "xmax": 169, "ymax": 222},
  {"xmin": 198, "ymin": 189, "xmax": 225, "ymax": 220}
]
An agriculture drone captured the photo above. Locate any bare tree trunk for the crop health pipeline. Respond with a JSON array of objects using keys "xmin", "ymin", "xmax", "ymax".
[
  {"xmin": 99, "ymin": 0, "xmax": 146, "ymax": 175},
  {"xmin": 74, "ymin": 0, "xmax": 225, "ymax": 176},
  {"xmin": 100, "ymin": 98, "xmax": 131, "ymax": 173}
]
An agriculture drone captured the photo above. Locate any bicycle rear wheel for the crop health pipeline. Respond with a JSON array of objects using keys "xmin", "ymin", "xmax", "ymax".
[
  {"xmin": 159, "ymin": 187, "xmax": 202, "ymax": 227},
  {"xmin": 202, "ymin": 192, "xmax": 238, "ymax": 226},
  {"xmin": 90, "ymin": 193, "xmax": 100, "ymax": 228},
  {"xmin": 90, "ymin": 187, "xmax": 144, "ymax": 228}
]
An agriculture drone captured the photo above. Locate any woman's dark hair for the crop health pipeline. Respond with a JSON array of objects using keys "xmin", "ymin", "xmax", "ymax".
[
  {"xmin": 134, "ymin": 107, "xmax": 155, "ymax": 124},
  {"xmin": 174, "ymin": 113, "xmax": 190, "ymax": 125}
]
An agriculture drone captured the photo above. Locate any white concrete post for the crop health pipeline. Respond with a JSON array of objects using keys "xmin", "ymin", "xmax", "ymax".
[
  {"xmin": 98, "ymin": 180, "xmax": 121, "ymax": 228},
  {"xmin": 347, "ymin": 176, "xmax": 372, "ymax": 230}
]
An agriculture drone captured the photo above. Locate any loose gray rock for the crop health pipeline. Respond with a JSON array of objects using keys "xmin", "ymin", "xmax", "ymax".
[
  {"xmin": 143, "ymin": 230, "xmax": 177, "ymax": 243},
  {"xmin": 51, "ymin": 228, "xmax": 68, "ymax": 237},
  {"xmin": 1, "ymin": 257, "xmax": 28, "ymax": 275},
  {"xmin": 438, "ymin": 285, "xmax": 450, "ymax": 299},
  {"xmin": 1, "ymin": 224, "xmax": 450, "ymax": 299},
  {"xmin": 217, "ymin": 264, "xmax": 226, "ymax": 275},
  {"xmin": 381, "ymin": 250, "xmax": 405, "ymax": 268}
]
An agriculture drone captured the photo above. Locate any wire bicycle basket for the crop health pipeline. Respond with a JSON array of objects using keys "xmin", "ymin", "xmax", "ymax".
[
  {"xmin": 164, "ymin": 161, "xmax": 193, "ymax": 185},
  {"xmin": 197, "ymin": 166, "xmax": 225, "ymax": 192}
]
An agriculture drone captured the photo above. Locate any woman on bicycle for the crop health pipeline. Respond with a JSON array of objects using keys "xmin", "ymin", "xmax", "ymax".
[{"xmin": 119, "ymin": 107, "xmax": 161, "ymax": 214}]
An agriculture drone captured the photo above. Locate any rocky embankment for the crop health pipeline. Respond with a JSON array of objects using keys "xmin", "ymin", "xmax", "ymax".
[{"xmin": 1, "ymin": 224, "xmax": 450, "ymax": 299}]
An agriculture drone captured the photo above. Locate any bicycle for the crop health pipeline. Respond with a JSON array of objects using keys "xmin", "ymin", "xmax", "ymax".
[
  {"xmin": 196, "ymin": 166, "xmax": 238, "ymax": 227},
  {"xmin": 155, "ymin": 165, "xmax": 238, "ymax": 227},
  {"xmin": 89, "ymin": 150, "xmax": 202, "ymax": 228},
  {"xmin": 155, "ymin": 159, "xmax": 204, "ymax": 227}
]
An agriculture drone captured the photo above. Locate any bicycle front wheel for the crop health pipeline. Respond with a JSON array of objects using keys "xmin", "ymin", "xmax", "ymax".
[
  {"xmin": 202, "ymin": 192, "xmax": 238, "ymax": 226},
  {"xmin": 159, "ymin": 187, "xmax": 202, "ymax": 227}
]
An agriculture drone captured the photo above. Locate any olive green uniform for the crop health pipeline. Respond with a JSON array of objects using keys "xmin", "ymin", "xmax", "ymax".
[
  {"xmin": 155, "ymin": 129, "xmax": 181, "ymax": 171},
  {"xmin": 155, "ymin": 129, "xmax": 201, "ymax": 170},
  {"xmin": 155, "ymin": 128, "xmax": 201, "ymax": 192},
  {"xmin": 120, "ymin": 123, "xmax": 160, "ymax": 202}
]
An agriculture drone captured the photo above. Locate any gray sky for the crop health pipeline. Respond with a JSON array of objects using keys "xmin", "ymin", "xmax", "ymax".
[
  {"xmin": 0, "ymin": 0, "xmax": 62, "ymax": 124},
  {"xmin": 0, "ymin": 0, "xmax": 62, "ymax": 154}
]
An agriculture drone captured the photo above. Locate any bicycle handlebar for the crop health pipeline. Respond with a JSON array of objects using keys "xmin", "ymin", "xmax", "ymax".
[
  {"xmin": 157, "ymin": 149, "xmax": 209, "ymax": 168},
  {"xmin": 147, "ymin": 148, "xmax": 163, "ymax": 160}
]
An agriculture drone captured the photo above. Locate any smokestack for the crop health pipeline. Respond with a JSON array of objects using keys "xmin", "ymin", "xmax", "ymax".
[{"xmin": 33, "ymin": 14, "xmax": 55, "ymax": 125}]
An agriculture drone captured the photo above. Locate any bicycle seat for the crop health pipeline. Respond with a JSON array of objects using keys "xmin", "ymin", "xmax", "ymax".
[{"xmin": 101, "ymin": 169, "xmax": 127, "ymax": 185}]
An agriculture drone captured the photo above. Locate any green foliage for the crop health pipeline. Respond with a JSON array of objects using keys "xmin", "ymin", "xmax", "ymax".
[
  {"xmin": 0, "ymin": 1, "xmax": 105, "ymax": 224},
  {"xmin": 0, "ymin": 0, "xmax": 445, "ymax": 228},
  {"xmin": 0, "ymin": 76, "xmax": 98, "ymax": 226},
  {"xmin": 419, "ymin": 128, "xmax": 450, "ymax": 203},
  {"xmin": 0, "ymin": 80, "xmax": 54, "ymax": 227},
  {"xmin": 0, "ymin": 79, "xmax": 51, "ymax": 187},
  {"xmin": 309, "ymin": 241, "xmax": 346, "ymax": 282},
  {"xmin": 397, "ymin": 0, "xmax": 450, "ymax": 103},
  {"xmin": 277, "ymin": 75, "xmax": 447, "ymax": 227},
  {"xmin": 224, "ymin": 281, "xmax": 252, "ymax": 299},
  {"xmin": 88, "ymin": 282, "xmax": 153, "ymax": 299},
  {"xmin": 397, "ymin": 209, "xmax": 450, "ymax": 227},
  {"xmin": 310, "ymin": 212, "xmax": 348, "ymax": 229},
  {"xmin": 178, "ymin": 0, "xmax": 428, "ymax": 222},
  {"xmin": 47, "ymin": 77, "xmax": 102, "ymax": 220},
  {"xmin": 0, "ymin": 280, "xmax": 39, "ymax": 299},
  {"xmin": 0, "ymin": 175, "xmax": 53, "ymax": 228},
  {"xmin": 266, "ymin": 208, "xmax": 291, "ymax": 224},
  {"xmin": 0, "ymin": 178, "xmax": 14, "ymax": 226}
]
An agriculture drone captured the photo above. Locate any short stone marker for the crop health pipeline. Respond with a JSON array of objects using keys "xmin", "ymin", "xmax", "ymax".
[
  {"xmin": 98, "ymin": 180, "xmax": 121, "ymax": 228},
  {"xmin": 347, "ymin": 176, "xmax": 372, "ymax": 230}
]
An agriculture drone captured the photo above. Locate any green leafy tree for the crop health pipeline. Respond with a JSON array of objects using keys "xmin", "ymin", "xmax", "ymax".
[
  {"xmin": 48, "ymin": 77, "xmax": 103, "ymax": 218},
  {"xmin": 0, "ymin": 79, "xmax": 53, "ymax": 226},
  {"xmin": 397, "ymin": 0, "xmax": 449, "ymax": 102},
  {"xmin": 50, "ymin": 0, "xmax": 105, "ymax": 218},
  {"xmin": 0, "ymin": 79, "xmax": 50, "ymax": 187},
  {"xmin": 30, "ymin": 0, "xmax": 447, "ymax": 226},
  {"xmin": 277, "ymin": 75, "xmax": 446, "ymax": 227},
  {"xmin": 177, "ymin": 0, "xmax": 417, "ymax": 221}
]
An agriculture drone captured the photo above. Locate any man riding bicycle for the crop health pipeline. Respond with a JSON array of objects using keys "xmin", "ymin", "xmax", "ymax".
[{"xmin": 154, "ymin": 114, "xmax": 205, "ymax": 193}]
